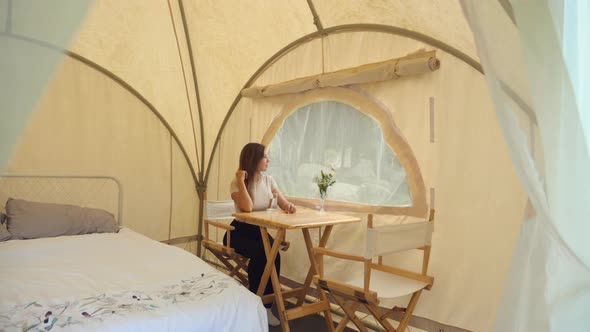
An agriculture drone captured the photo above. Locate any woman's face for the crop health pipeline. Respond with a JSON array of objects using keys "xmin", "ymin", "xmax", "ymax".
[{"xmin": 256, "ymin": 153, "xmax": 269, "ymax": 172}]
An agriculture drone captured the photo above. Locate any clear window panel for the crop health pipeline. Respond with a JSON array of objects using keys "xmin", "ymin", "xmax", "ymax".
[{"xmin": 267, "ymin": 100, "xmax": 412, "ymax": 206}]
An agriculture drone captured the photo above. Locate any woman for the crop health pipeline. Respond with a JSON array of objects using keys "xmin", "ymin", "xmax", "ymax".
[{"xmin": 223, "ymin": 143, "xmax": 296, "ymax": 327}]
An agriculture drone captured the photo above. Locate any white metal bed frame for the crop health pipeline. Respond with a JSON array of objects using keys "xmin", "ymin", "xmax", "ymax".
[{"xmin": 0, "ymin": 174, "xmax": 123, "ymax": 225}]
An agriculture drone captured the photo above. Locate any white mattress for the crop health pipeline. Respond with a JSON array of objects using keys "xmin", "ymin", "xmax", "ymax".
[{"xmin": 0, "ymin": 228, "xmax": 267, "ymax": 332}]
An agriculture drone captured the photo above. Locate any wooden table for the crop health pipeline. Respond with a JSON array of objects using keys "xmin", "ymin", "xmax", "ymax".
[{"xmin": 233, "ymin": 209, "xmax": 360, "ymax": 332}]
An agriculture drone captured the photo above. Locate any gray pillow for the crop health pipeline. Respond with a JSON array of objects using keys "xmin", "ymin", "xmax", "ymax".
[{"xmin": 6, "ymin": 198, "xmax": 118, "ymax": 240}]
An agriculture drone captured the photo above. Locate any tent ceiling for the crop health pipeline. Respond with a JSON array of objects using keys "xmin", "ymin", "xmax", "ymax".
[{"xmin": 313, "ymin": 0, "xmax": 478, "ymax": 61}]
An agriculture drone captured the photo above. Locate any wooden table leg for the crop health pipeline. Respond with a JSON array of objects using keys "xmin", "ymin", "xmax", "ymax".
[
  {"xmin": 259, "ymin": 227, "xmax": 289, "ymax": 331},
  {"xmin": 257, "ymin": 228, "xmax": 285, "ymax": 296},
  {"xmin": 296, "ymin": 226, "xmax": 333, "ymax": 306},
  {"xmin": 302, "ymin": 228, "xmax": 334, "ymax": 332},
  {"xmin": 296, "ymin": 266, "xmax": 315, "ymax": 307}
]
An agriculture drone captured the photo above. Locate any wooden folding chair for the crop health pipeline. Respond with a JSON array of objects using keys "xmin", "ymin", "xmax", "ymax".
[
  {"xmin": 202, "ymin": 200, "xmax": 291, "ymax": 288},
  {"xmin": 313, "ymin": 210, "xmax": 435, "ymax": 332},
  {"xmin": 202, "ymin": 200, "xmax": 250, "ymax": 287}
]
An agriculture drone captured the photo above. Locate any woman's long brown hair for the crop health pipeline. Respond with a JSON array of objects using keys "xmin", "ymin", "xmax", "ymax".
[{"xmin": 239, "ymin": 143, "xmax": 265, "ymax": 190}]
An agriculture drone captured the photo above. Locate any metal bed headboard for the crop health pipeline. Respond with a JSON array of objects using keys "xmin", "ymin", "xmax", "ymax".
[{"xmin": 0, "ymin": 175, "xmax": 123, "ymax": 225}]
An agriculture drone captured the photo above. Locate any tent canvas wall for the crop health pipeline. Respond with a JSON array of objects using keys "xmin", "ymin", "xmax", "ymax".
[{"xmin": 2, "ymin": 1, "xmax": 588, "ymax": 331}]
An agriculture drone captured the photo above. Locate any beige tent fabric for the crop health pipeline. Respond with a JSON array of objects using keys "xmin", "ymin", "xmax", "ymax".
[
  {"xmin": 207, "ymin": 98, "xmax": 260, "ymax": 201},
  {"xmin": 5, "ymin": 57, "xmax": 176, "ymax": 241},
  {"xmin": 242, "ymin": 51, "xmax": 440, "ymax": 98},
  {"xmin": 255, "ymin": 38, "xmax": 324, "ymax": 86},
  {"xmin": 209, "ymin": 32, "xmax": 525, "ymax": 332},
  {"xmin": 206, "ymin": 39, "xmax": 324, "ymax": 199},
  {"xmin": 325, "ymin": 31, "xmax": 433, "ymax": 72},
  {"xmin": 314, "ymin": 0, "xmax": 478, "ymax": 61},
  {"xmin": 68, "ymin": 0, "xmax": 201, "ymax": 171}
]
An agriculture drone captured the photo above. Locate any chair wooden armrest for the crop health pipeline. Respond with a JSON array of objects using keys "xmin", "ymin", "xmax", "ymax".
[
  {"xmin": 202, "ymin": 239, "xmax": 236, "ymax": 256},
  {"xmin": 313, "ymin": 275, "xmax": 379, "ymax": 304},
  {"xmin": 204, "ymin": 219, "xmax": 235, "ymax": 251},
  {"xmin": 312, "ymin": 247, "xmax": 366, "ymax": 262},
  {"xmin": 205, "ymin": 220, "xmax": 235, "ymax": 231}
]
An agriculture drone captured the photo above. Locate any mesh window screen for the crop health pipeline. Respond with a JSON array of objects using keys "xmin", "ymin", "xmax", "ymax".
[{"xmin": 267, "ymin": 100, "xmax": 411, "ymax": 207}]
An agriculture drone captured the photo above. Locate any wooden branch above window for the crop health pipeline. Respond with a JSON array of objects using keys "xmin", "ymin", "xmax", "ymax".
[{"xmin": 241, "ymin": 50, "xmax": 440, "ymax": 98}]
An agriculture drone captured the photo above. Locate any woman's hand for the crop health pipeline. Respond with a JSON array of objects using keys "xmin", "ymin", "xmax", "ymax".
[
  {"xmin": 236, "ymin": 170, "xmax": 248, "ymax": 183},
  {"xmin": 285, "ymin": 202, "xmax": 296, "ymax": 214}
]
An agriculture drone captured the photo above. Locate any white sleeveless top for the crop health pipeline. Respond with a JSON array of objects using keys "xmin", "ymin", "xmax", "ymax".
[{"xmin": 230, "ymin": 174, "xmax": 278, "ymax": 213}]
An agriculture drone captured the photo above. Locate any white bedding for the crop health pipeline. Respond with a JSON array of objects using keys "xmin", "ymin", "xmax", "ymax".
[{"xmin": 0, "ymin": 228, "xmax": 267, "ymax": 332}]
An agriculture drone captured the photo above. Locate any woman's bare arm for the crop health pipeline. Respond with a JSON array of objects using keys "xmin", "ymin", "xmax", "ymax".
[
  {"xmin": 232, "ymin": 170, "xmax": 253, "ymax": 212},
  {"xmin": 273, "ymin": 188, "xmax": 296, "ymax": 214}
]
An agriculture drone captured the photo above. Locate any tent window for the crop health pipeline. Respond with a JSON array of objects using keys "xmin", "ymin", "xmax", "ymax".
[{"xmin": 267, "ymin": 100, "xmax": 412, "ymax": 207}]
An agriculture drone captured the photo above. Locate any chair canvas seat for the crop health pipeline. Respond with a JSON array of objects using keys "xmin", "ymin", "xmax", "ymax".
[{"xmin": 344, "ymin": 269, "xmax": 429, "ymax": 299}]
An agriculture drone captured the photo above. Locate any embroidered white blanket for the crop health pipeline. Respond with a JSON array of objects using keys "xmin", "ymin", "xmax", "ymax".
[{"xmin": 0, "ymin": 228, "xmax": 267, "ymax": 332}]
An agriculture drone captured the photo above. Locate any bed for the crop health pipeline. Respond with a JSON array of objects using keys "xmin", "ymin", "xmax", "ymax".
[{"xmin": 0, "ymin": 175, "xmax": 267, "ymax": 332}]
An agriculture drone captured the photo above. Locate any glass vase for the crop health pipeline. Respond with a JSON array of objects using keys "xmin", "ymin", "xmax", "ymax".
[{"xmin": 319, "ymin": 191, "xmax": 327, "ymax": 214}]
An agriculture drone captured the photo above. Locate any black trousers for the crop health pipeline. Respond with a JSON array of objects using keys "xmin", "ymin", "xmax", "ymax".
[{"xmin": 223, "ymin": 219, "xmax": 281, "ymax": 308}]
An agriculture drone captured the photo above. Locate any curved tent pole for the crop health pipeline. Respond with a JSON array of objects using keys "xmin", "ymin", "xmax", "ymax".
[
  {"xmin": 70, "ymin": 56, "xmax": 200, "ymax": 188},
  {"xmin": 0, "ymin": 32, "xmax": 201, "ymax": 211},
  {"xmin": 204, "ymin": 23, "xmax": 484, "ymax": 186},
  {"xmin": 306, "ymin": 0, "xmax": 324, "ymax": 31},
  {"xmin": 166, "ymin": 0, "xmax": 202, "ymax": 179},
  {"xmin": 176, "ymin": 0, "xmax": 206, "ymax": 182},
  {"xmin": 175, "ymin": 0, "xmax": 209, "ymax": 256}
]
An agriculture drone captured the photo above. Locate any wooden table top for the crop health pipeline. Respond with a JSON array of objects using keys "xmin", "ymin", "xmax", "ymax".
[{"xmin": 232, "ymin": 209, "xmax": 360, "ymax": 229}]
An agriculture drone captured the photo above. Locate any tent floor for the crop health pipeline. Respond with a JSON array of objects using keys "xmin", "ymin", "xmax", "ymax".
[
  {"xmin": 267, "ymin": 302, "xmax": 432, "ymax": 332},
  {"xmin": 268, "ymin": 302, "xmax": 357, "ymax": 332}
]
